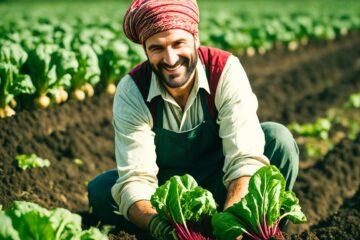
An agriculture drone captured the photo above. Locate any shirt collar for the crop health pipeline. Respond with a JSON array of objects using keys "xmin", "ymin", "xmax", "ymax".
[{"xmin": 146, "ymin": 57, "xmax": 211, "ymax": 102}]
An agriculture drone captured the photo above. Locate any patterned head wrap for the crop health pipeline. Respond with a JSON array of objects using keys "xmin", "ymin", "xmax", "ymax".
[{"xmin": 123, "ymin": 0, "xmax": 199, "ymax": 44}]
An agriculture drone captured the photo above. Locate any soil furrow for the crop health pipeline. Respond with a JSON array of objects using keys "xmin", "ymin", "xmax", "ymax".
[
  {"xmin": 255, "ymin": 42, "xmax": 360, "ymax": 122},
  {"xmin": 290, "ymin": 187, "xmax": 360, "ymax": 240},
  {"xmin": 287, "ymin": 134, "xmax": 360, "ymax": 234},
  {"xmin": 242, "ymin": 32, "xmax": 360, "ymax": 80}
]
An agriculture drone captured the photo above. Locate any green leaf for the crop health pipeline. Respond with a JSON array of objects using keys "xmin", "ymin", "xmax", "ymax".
[
  {"xmin": 212, "ymin": 212, "xmax": 244, "ymax": 240},
  {"xmin": 212, "ymin": 166, "xmax": 306, "ymax": 240},
  {"xmin": 71, "ymin": 44, "xmax": 100, "ymax": 88},
  {"xmin": 280, "ymin": 191, "xmax": 307, "ymax": 224},
  {"xmin": 6, "ymin": 201, "xmax": 55, "ymax": 240},
  {"xmin": 0, "ymin": 42, "xmax": 28, "ymax": 68},
  {"xmin": 0, "ymin": 212, "xmax": 20, "ymax": 240},
  {"xmin": 79, "ymin": 227, "xmax": 109, "ymax": 240},
  {"xmin": 24, "ymin": 44, "xmax": 58, "ymax": 95},
  {"xmin": 1, "ymin": 201, "xmax": 108, "ymax": 240},
  {"xmin": 151, "ymin": 174, "xmax": 217, "ymax": 235},
  {"xmin": 15, "ymin": 153, "xmax": 51, "ymax": 170},
  {"xmin": 0, "ymin": 63, "xmax": 34, "ymax": 107}
]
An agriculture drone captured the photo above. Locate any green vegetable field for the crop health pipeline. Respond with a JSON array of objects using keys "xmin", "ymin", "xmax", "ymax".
[{"xmin": 1, "ymin": 0, "xmax": 360, "ymax": 239}]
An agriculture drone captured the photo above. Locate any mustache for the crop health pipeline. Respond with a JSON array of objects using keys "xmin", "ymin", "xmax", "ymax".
[{"xmin": 159, "ymin": 57, "xmax": 188, "ymax": 69}]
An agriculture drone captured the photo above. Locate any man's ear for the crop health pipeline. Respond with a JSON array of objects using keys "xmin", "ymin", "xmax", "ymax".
[{"xmin": 194, "ymin": 33, "xmax": 200, "ymax": 49}]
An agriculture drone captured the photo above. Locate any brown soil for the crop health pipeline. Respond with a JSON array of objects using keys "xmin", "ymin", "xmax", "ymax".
[{"xmin": 0, "ymin": 32, "xmax": 360, "ymax": 239}]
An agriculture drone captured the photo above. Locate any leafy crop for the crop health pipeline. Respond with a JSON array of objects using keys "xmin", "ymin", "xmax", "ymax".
[
  {"xmin": 344, "ymin": 92, "xmax": 360, "ymax": 109},
  {"xmin": 150, "ymin": 174, "xmax": 217, "ymax": 240},
  {"xmin": 15, "ymin": 153, "xmax": 51, "ymax": 170},
  {"xmin": 0, "ymin": 7, "xmax": 359, "ymax": 116},
  {"xmin": 288, "ymin": 118, "xmax": 332, "ymax": 140},
  {"xmin": 0, "ymin": 42, "xmax": 35, "ymax": 117},
  {"xmin": 212, "ymin": 166, "xmax": 306, "ymax": 240},
  {"xmin": 0, "ymin": 201, "xmax": 108, "ymax": 240}
]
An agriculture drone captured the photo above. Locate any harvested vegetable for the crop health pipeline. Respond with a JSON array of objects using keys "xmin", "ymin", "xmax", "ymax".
[
  {"xmin": 151, "ymin": 174, "xmax": 217, "ymax": 240},
  {"xmin": 212, "ymin": 165, "xmax": 307, "ymax": 240}
]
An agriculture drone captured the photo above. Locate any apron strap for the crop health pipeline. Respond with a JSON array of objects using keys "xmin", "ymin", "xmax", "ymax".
[
  {"xmin": 155, "ymin": 96, "xmax": 164, "ymax": 128},
  {"xmin": 200, "ymin": 89, "xmax": 215, "ymax": 122}
]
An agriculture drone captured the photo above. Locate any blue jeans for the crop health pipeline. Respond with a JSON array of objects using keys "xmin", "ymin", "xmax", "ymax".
[{"xmin": 87, "ymin": 122, "xmax": 299, "ymax": 238}]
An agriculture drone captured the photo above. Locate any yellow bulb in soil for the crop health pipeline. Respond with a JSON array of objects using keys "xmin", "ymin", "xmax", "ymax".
[
  {"xmin": 34, "ymin": 95, "xmax": 51, "ymax": 109},
  {"xmin": 0, "ymin": 105, "xmax": 16, "ymax": 118},
  {"xmin": 105, "ymin": 83, "xmax": 116, "ymax": 96},
  {"xmin": 82, "ymin": 83, "xmax": 94, "ymax": 97},
  {"xmin": 10, "ymin": 99, "xmax": 17, "ymax": 108},
  {"xmin": 53, "ymin": 89, "xmax": 62, "ymax": 104},
  {"xmin": 59, "ymin": 88, "xmax": 68, "ymax": 102},
  {"xmin": 72, "ymin": 89, "xmax": 86, "ymax": 101}
]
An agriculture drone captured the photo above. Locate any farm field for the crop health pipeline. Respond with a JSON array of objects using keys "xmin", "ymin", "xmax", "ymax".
[{"xmin": 1, "ymin": 0, "xmax": 360, "ymax": 239}]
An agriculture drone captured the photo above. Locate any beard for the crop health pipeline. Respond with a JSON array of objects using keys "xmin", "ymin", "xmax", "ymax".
[{"xmin": 149, "ymin": 47, "xmax": 198, "ymax": 89}]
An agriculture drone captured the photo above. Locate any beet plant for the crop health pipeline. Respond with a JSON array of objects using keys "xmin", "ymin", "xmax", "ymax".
[
  {"xmin": 212, "ymin": 165, "xmax": 307, "ymax": 240},
  {"xmin": 150, "ymin": 174, "xmax": 217, "ymax": 240}
]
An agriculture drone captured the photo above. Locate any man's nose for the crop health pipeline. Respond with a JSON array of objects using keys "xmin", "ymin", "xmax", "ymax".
[{"xmin": 163, "ymin": 48, "xmax": 179, "ymax": 66}]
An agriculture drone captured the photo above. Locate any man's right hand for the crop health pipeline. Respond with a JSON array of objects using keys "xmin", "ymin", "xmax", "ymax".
[{"xmin": 148, "ymin": 214, "xmax": 177, "ymax": 240}]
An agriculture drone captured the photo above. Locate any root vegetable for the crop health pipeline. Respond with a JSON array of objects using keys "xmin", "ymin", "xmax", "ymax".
[
  {"xmin": 258, "ymin": 47, "xmax": 266, "ymax": 55},
  {"xmin": 82, "ymin": 83, "xmax": 94, "ymax": 97},
  {"xmin": 59, "ymin": 88, "xmax": 68, "ymax": 102},
  {"xmin": 105, "ymin": 83, "xmax": 116, "ymax": 96},
  {"xmin": 53, "ymin": 89, "xmax": 62, "ymax": 104},
  {"xmin": 10, "ymin": 99, "xmax": 17, "ymax": 108},
  {"xmin": 246, "ymin": 47, "xmax": 256, "ymax": 57},
  {"xmin": 34, "ymin": 94, "xmax": 51, "ymax": 109},
  {"xmin": 72, "ymin": 89, "xmax": 86, "ymax": 101},
  {"xmin": 288, "ymin": 41, "xmax": 299, "ymax": 51},
  {"xmin": 0, "ymin": 105, "xmax": 16, "ymax": 118}
]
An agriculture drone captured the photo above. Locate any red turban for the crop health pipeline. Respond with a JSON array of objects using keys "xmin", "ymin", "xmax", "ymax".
[{"xmin": 123, "ymin": 0, "xmax": 199, "ymax": 44}]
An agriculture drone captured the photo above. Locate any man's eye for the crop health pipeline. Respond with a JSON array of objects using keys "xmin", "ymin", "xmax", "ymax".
[
  {"xmin": 175, "ymin": 42, "xmax": 185, "ymax": 47},
  {"xmin": 150, "ymin": 47, "xmax": 162, "ymax": 52}
]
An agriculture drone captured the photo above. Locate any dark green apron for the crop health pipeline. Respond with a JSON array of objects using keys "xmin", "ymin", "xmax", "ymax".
[{"xmin": 154, "ymin": 90, "xmax": 227, "ymax": 209}]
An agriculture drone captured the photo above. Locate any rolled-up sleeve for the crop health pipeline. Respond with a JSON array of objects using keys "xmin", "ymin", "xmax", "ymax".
[
  {"xmin": 111, "ymin": 75, "xmax": 159, "ymax": 220},
  {"xmin": 215, "ymin": 55, "xmax": 269, "ymax": 188}
]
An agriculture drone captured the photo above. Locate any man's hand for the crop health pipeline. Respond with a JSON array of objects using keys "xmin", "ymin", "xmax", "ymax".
[
  {"xmin": 148, "ymin": 214, "xmax": 176, "ymax": 240},
  {"xmin": 223, "ymin": 176, "xmax": 251, "ymax": 210},
  {"xmin": 128, "ymin": 200, "xmax": 157, "ymax": 230}
]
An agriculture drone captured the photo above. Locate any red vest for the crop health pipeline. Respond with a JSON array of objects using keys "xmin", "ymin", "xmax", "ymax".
[{"xmin": 129, "ymin": 46, "xmax": 231, "ymax": 124}]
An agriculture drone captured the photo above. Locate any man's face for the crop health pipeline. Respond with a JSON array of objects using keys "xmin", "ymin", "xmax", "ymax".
[{"xmin": 144, "ymin": 29, "xmax": 199, "ymax": 89}]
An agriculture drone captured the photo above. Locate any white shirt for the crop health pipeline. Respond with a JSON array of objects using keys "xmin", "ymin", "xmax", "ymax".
[{"xmin": 111, "ymin": 54, "xmax": 269, "ymax": 219}]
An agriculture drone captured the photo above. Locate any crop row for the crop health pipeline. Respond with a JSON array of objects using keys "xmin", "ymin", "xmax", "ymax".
[{"xmin": 1, "ymin": 12, "xmax": 359, "ymax": 117}]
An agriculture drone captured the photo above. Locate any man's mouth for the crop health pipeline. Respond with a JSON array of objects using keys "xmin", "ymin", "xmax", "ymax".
[{"xmin": 163, "ymin": 64, "xmax": 182, "ymax": 73}]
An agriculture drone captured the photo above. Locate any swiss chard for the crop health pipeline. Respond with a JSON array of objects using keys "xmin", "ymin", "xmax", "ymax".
[
  {"xmin": 212, "ymin": 165, "xmax": 306, "ymax": 240},
  {"xmin": 150, "ymin": 174, "xmax": 217, "ymax": 240},
  {"xmin": 0, "ymin": 201, "xmax": 108, "ymax": 240}
]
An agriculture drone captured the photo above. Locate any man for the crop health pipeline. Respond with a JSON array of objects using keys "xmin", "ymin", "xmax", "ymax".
[{"xmin": 88, "ymin": 0, "xmax": 299, "ymax": 239}]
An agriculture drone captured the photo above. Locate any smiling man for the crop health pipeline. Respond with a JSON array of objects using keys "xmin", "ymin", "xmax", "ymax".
[{"xmin": 87, "ymin": 0, "xmax": 299, "ymax": 239}]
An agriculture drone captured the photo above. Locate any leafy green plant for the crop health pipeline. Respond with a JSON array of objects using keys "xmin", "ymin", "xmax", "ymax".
[
  {"xmin": 288, "ymin": 118, "xmax": 331, "ymax": 140},
  {"xmin": 23, "ymin": 43, "xmax": 75, "ymax": 109},
  {"xmin": 0, "ymin": 201, "xmax": 108, "ymax": 240},
  {"xmin": 0, "ymin": 42, "xmax": 35, "ymax": 117},
  {"xmin": 99, "ymin": 40, "xmax": 131, "ymax": 95},
  {"xmin": 15, "ymin": 153, "xmax": 51, "ymax": 170},
  {"xmin": 212, "ymin": 166, "xmax": 306, "ymax": 240},
  {"xmin": 343, "ymin": 92, "xmax": 360, "ymax": 109},
  {"xmin": 70, "ymin": 44, "xmax": 100, "ymax": 101},
  {"xmin": 151, "ymin": 174, "xmax": 217, "ymax": 240}
]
